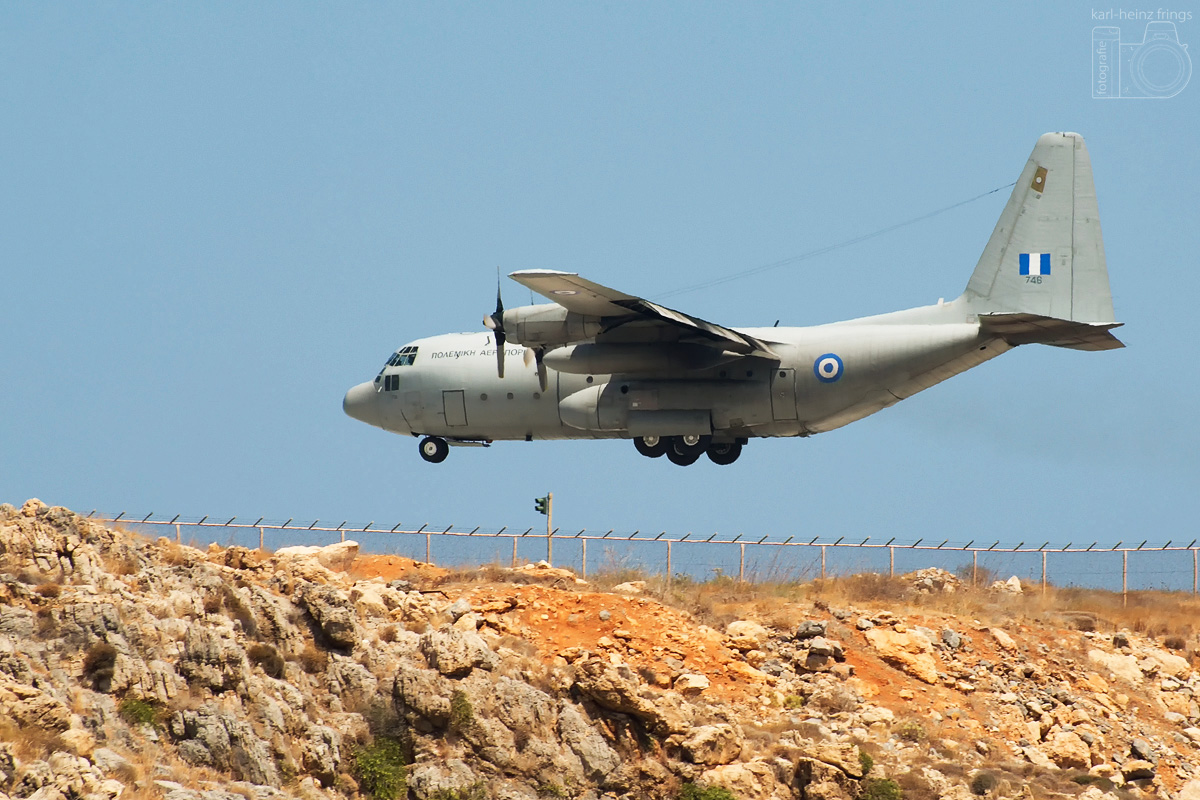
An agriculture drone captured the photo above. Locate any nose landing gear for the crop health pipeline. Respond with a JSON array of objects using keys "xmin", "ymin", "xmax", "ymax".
[{"xmin": 418, "ymin": 436, "xmax": 449, "ymax": 463}]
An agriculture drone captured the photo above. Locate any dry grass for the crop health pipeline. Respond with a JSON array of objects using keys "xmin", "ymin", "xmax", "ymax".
[
  {"xmin": 35, "ymin": 581, "xmax": 62, "ymax": 598},
  {"xmin": 0, "ymin": 718, "xmax": 66, "ymax": 761},
  {"xmin": 606, "ymin": 566, "xmax": 1200, "ymax": 648}
]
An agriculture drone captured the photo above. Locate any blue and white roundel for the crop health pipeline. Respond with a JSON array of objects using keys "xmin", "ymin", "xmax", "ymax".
[{"xmin": 813, "ymin": 353, "xmax": 843, "ymax": 383}]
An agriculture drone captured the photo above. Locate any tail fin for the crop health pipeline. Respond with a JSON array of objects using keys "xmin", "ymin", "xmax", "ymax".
[{"xmin": 964, "ymin": 133, "xmax": 1119, "ymax": 334}]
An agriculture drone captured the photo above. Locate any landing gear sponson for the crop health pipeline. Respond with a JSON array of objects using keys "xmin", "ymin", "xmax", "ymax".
[{"xmin": 418, "ymin": 433, "xmax": 743, "ymax": 465}]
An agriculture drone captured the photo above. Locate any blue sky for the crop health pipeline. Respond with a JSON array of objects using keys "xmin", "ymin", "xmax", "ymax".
[{"xmin": 3, "ymin": 4, "xmax": 1197, "ymax": 553}]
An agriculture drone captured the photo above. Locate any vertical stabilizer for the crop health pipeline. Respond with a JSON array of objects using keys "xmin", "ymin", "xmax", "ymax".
[{"xmin": 963, "ymin": 132, "xmax": 1116, "ymax": 324}]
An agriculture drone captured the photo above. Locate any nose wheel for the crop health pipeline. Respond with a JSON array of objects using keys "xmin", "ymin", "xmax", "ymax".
[{"xmin": 419, "ymin": 436, "xmax": 449, "ymax": 463}]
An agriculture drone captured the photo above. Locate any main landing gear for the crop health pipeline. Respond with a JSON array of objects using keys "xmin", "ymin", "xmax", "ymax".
[{"xmin": 633, "ymin": 435, "xmax": 743, "ymax": 466}]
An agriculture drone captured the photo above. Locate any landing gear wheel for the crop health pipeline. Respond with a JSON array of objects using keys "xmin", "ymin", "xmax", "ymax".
[
  {"xmin": 666, "ymin": 446, "xmax": 701, "ymax": 466},
  {"xmin": 634, "ymin": 435, "xmax": 668, "ymax": 458},
  {"xmin": 418, "ymin": 436, "xmax": 449, "ymax": 463},
  {"xmin": 672, "ymin": 434, "xmax": 711, "ymax": 458},
  {"xmin": 706, "ymin": 442, "xmax": 743, "ymax": 465}
]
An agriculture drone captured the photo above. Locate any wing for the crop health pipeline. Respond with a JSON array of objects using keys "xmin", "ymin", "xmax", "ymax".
[{"xmin": 509, "ymin": 269, "xmax": 777, "ymax": 357}]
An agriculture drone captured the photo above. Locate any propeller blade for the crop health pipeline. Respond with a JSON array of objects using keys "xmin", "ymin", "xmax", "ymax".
[
  {"xmin": 523, "ymin": 347, "xmax": 535, "ymax": 367},
  {"xmin": 485, "ymin": 271, "xmax": 507, "ymax": 379},
  {"xmin": 534, "ymin": 348, "xmax": 548, "ymax": 393}
]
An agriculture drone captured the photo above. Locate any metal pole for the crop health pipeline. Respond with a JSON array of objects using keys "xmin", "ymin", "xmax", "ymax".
[
  {"xmin": 972, "ymin": 550, "xmax": 977, "ymax": 587},
  {"xmin": 1041, "ymin": 550, "xmax": 1047, "ymax": 597},
  {"xmin": 259, "ymin": 527, "xmax": 264, "ymax": 551},
  {"xmin": 739, "ymin": 543, "xmax": 745, "ymax": 582},
  {"xmin": 511, "ymin": 535, "xmax": 517, "ymax": 568},
  {"xmin": 175, "ymin": 523, "xmax": 181, "ymax": 544},
  {"xmin": 425, "ymin": 531, "xmax": 431, "ymax": 564},
  {"xmin": 667, "ymin": 540, "xmax": 673, "ymax": 590},
  {"xmin": 821, "ymin": 546, "xmax": 826, "ymax": 580},
  {"xmin": 581, "ymin": 539, "xmax": 587, "ymax": 578},
  {"xmin": 547, "ymin": 492, "xmax": 553, "ymax": 565},
  {"xmin": 889, "ymin": 546, "xmax": 894, "ymax": 577},
  {"xmin": 1123, "ymin": 550, "xmax": 1128, "ymax": 609},
  {"xmin": 1193, "ymin": 548, "xmax": 1197, "ymax": 595}
]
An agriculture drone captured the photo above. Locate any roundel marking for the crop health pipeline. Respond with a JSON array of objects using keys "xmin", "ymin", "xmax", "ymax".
[
  {"xmin": 551, "ymin": 289, "xmax": 579, "ymax": 296},
  {"xmin": 813, "ymin": 353, "xmax": 843, "ymax": 383}
]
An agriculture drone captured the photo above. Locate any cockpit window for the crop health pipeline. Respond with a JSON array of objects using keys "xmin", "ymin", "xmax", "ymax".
[{"xmin": 385, "ymin": 346, "xmax": 419, "ymax": 367}]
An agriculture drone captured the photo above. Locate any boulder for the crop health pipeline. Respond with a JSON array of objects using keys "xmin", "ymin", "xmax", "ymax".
[
  {"xmin": 1044, "ymin": 731, "xmax": 1091, "ymax": 769},
  {"xmin": 727, "ymin": 621, "xmax": 770, "ymax": 652},
  {"xmin": 989, "ymin": 628, "xmax": 1017, "ymax": 651},
  {"xmin": 701, "ymin": 760, "xmax": 791, "ymax": 800},
  {"xmin": 796, "ymin": 621, "xmax": 827, "ymax": 640},
  {"xmin": 557, "ymin": 704, "xmax": 621, "ymax": 782},
  {"xmin": 419, "ymin": 627, "xmax": 498, "ymax": 677},
  {"xmin": 863, "ymin": 628, "xmax": 939, "ymax": 684},
  {"xmin": 1088, "ymin": 649, "xmax": 1143, "ymax": 686},
  {"xmin": 275, "ymin": 540, "xmax": 359, "ymax": 572},
  {"xmin": 675, "ymin": 673, "xmax": 711, "ymax": 695},
  {"xmin": 297, "ymin": 585, "xmax": 360, "ymax": 649},
  {"xmin": 681, "ymin": 724, "xmax": 744, "ymax": 766},
  {"xmin": 1121, "ymin": 759, "xmax": 1155, "ymax": 781}
]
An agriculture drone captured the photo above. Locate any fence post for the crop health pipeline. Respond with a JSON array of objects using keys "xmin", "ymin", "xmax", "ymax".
[
  {"xmin": 889, "ymin": 546, "xmax": 894, "ymax": 577},
  {"xmin": 511, "ymin": 535, "xmax": 517, "ymax": 568},
  {"xmin": 739, "ymin": 543, "xmax": 745, "ymax": 582},
  {"xmin": 667, "ymin": 540, "xmax": 673, "ymax": 590},
  {"xmin": 425, "ymin": 531, "xmax": 431, "ymax": 564},
  {"xmin": 821, "ymin": 546, "xmax": 826, "ymax": 580},
  {"xmin": 972, "ymin": 551, "xmax": 977, "ymax": 587},
  {"xmin": 1042, "ymin": 550, "xmax": 1047, "ymax": 597},
  {"xmin": 582, "ymin": 539, "xmax": 588, "ymax": 579},
  {"xmin": 1123, "ymin": 550, "xmax": 1128, "ymax": 609},
  {"xmin": 258, "ymin": 527, "xmax": 264, "ymax": 551},
  {"xmin": 175, "ymin": 523, "xmax": 181, "ymax": 544},
  {"xmin": 1193, "ymin": 548, "xmax": 1197, "ymax": 595}
]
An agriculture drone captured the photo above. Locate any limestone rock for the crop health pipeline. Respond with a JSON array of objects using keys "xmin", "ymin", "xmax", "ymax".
[
  {"xmin": 557, "ymin": 704, "xmax": 620, "ymax": 782},
  {"xmin": 675, "ymin": 673, "xmax": 711, "ymax": 695},
  {"xmin": 863, "ymin": 627, "xmax": 939, "ymax": 684},
  {"xmin": 275, "ymin": 540, "xmax": 359, "ymax": 572},
  {"xmin": 681, "ymin": 724, "xmax": 743, "ymax": 766},
  {"xmin": 297, "ymin": 585, "xmax": 360, "ymax": 649},
  {"xmin": 727, "ymin": 620, "xmax": 770, "ymax": 652},
  {"xmin": 419, "ymin": 627, "xmax": 498, "ymax": 677},
  {"xmin": 1044, "ymin": 730, "xmax": 1091, "ymax": 769},
  {"xmin": 1088, "ymin": 649, "xmax": 1143, "ymax": 686},
  {"xmin": 701, "ymin": 760, "xmax": 790, "ymax": 800}
]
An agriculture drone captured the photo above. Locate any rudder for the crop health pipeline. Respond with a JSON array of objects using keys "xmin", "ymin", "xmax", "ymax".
[{"xmin": 963, "ymin": 132, "xmax": 1116, "ymax": 325}]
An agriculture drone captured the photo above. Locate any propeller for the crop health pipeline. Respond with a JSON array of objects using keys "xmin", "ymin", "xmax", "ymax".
[
  {"xmin": 483, "ymin": 276, "xmax": 506, "ymax": 378},
  {"xmin": 524, "ymin": 346, "xmax": 548, "ymax": 392}
]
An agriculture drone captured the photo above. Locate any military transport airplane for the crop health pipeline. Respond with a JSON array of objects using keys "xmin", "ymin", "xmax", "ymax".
[{"xmin": 344, "ymin": 132, "xmax": 1122, "ymax": 465}]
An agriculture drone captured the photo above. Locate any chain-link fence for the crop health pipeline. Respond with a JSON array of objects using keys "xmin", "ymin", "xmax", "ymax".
[{"xmin": 91, "ymin": 511, "xmax": 1200, "ymax": 599}]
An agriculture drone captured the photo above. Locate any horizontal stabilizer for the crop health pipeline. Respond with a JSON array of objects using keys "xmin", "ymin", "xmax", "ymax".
[{"xmin": 980, "ymin": 312, "xmax": 1125, "ymax": 351}]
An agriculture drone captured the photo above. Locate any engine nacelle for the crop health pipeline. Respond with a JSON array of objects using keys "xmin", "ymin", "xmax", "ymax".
[{"xmin": 502, "ymin": 304, "xmax": 602, "ymax": 348}]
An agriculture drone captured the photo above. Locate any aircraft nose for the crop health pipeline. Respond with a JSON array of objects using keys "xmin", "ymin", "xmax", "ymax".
[{"xmin": 343, "ymin": 381, "xmax": 381, "ymax": 426}]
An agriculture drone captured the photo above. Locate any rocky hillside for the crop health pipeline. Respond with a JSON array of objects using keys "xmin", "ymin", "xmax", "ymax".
[{"xmin": 3, "ymin": 500, "xmax": 1200, "ymax": 800}]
